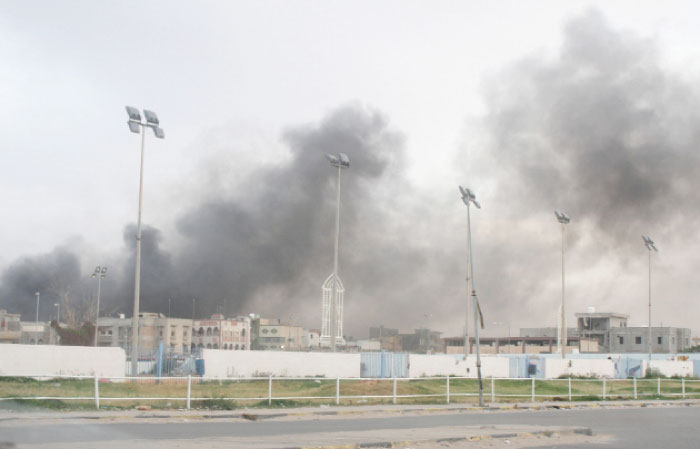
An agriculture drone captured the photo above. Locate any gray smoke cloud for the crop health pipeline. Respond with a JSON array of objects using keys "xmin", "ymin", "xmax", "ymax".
[
  {"xmin": 466, "ymin": 10, "xmax": 700, "ymax": 331},
  {"xmin": 3, "ymin": 10, "xmax": 699, "ymax": 337},
  {"xmin": 1, "ymin": 105, "xmax": 451, "ymax": 335}
]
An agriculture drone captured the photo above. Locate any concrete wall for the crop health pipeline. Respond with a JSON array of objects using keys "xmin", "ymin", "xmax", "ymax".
[
  {"xmin": 0, "ymin": 344, "xmax": 126, "ymax": 377},
  {"xmin": 408, "ymin": 355, "xmax": 510, "ymax": 378},
  {"xmin": 201, "ymin": 349, "xmax": 361, "ymax": 378},
  {"xmin": 647, "ymin": 360, "xmax": 694, "ymax": 377},
  {"xmin": 544, "ymin": 358, "xmax": 615, "ymax": 378}
]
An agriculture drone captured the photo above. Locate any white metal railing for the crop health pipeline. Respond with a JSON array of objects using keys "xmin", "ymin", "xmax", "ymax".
[{"xmin": 1, "ymin": 375, "xmax": 699, "ymax": 410}]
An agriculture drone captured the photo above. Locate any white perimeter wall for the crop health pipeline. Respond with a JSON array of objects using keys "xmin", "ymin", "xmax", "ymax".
[
  {"xmin": 544, "ymin": 358, "xmax": 615, "ymax": 378},
  {"xmin": 408, "ymin": 355, "xmax": 509, "ymax": 378},
  {"xmin": 202, "ymin": 350, "xmax": 361, "ymax": 378},
  {"xmin": 0, "ymin": 344, "xmax": 126, "ymax": 377},
  {"xmin": 647, "ymin": 360, "xmax": 694, "ymax": 377}
]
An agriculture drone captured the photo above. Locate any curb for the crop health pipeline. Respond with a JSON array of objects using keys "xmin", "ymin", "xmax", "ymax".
[
  {"xmin": 277, "ymin": 427, "xmax": 594, "ymax": 449},
  {"xmin": 2, "ymin": 399, "xmax": 698, "ymax": 422}
]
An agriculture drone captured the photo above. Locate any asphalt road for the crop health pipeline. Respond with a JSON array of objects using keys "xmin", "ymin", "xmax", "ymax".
[{"xmin": 2, "ymin": 405, "xmax": 699, "ymax": 448}]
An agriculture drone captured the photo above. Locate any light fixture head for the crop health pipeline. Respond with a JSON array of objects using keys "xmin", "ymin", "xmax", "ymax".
[
  {"xmin": 143, "ymin": 109, "xmax": 159, "ymax": 126},
  {"xmin": 459, "ymin": 185, "xmax": 480, "ymax": 208},
  {"xmin": 127, "ymin": 121, "xmax": 141, "ymax": 134},
  {"xmin": 125, "ymin": 106, "xmax": 141, "ymax": 122},
  {"xmin": 338, "ymin": 153, "xmax": 350, "ymax": 168},
  {"xmin": 153, "ymin": 127, "xmax": 165, "ymax": 139},
  {"xmin": 642, "ymin": 235, "xmax": 658, "ymax": 252},
  {"xmin": 555, "ymin": 211, "xmax": 571, "ymax": 224}
]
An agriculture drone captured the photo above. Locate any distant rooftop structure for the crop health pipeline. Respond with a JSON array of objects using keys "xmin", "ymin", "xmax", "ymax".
[{"xmin": 575, "ymin": 311, "xmax": 629, "ymax": 319}]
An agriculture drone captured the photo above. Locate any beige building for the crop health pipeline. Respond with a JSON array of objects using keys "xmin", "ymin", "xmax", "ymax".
[
  {"xmin": 192, "ymin": 314, "xmax": 250, "ymax": 350},
  {"xmin": 443, "ymin": 336, "xmax": 598, "ymax": 355},
  {"xmin": 97, "ymin": 312, "xmax": 193, "ymax": 354},
  {"xmin": 0, "ymin": 310, "xmax": 21, "ymax": 344},
  {"xmin": 257, "ymin": 318, "xmax": 307, "ymax": 350}
]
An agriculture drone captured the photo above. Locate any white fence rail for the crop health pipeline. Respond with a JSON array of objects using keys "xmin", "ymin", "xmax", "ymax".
[{"xmin": 1, "ymin": 375, "xmax": 699, "ymax": 410}]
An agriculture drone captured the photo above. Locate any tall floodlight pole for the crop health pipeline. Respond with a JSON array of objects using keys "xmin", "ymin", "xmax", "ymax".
[
  {"xmin": 54, "ymin": 303, "xmax": 60, "ymax": 324},
  {"xmin": 92, "ymin": 266, "xmax": 108, "ymax": 347},
  {"xmin": 554, "ymin": 211, "xmax": 570, "ymax": 359},
  {"xmin": 326, "ymin": 153, "xmax": 349, "ymax": 352},
  {"xmin": 642, "ymin": 235, "xmax": 658, "ymax": 362},
  {"xmin": 35, "ymin": 292, "xmax": 40, "ymax": 323},
  {"xmin": 459, "ymin": 186, "xmax": 484, "ymax": 407},
  {"xmin": 125, "ymin": 106, "xmax": 164, "ymax": 376}
]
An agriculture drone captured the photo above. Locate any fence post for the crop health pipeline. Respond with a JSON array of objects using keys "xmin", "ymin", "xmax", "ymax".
[
  {"xmin": 94, "ymin": 374, "xmax": 100, "ymax": 409},
  {"xmin": 335, "ymin": 377, "xmax": 340, "ymax": 405},
  {"xmin": 602, "ymin": 378, "xmax": 606, "ymax": 400},
  {"xmin": 268, "ymin": 375, "xmax": 272, "ymax": 406},
  {"xmin": 446, "ymin": 376, "xmax": 450, "ymax": 404},
  {"xmin": 633, "ymin": 377, "xmax": 637, "ymax": 399},
  {"xmin": 682, "ymin": 378, "xmax": 686, "ymax": 399},
  {"xmin": 657, "ymin": 377, "xmax": 661, "ymax": 397},
  {"xmin": 491, "ymin": 377, "xmax": 495, "ymax": 403},
  {"xmin": 531, "ymin": 377, "xmax": 535, "ymax": 402},
  {"xmin": 392, "ymin": 377, "xmax": 397, "ymax": 404},
  {"xmin": 568, "ymin": 377, "xmax": 572, "ymax": 402},
  {"xmin": 186, "ymin": 375, "xmax": 191, "ymax": 410}
]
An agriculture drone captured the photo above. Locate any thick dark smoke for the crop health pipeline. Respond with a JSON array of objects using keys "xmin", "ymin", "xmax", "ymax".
[
  {"xmin": 469, "ymin": 10, "xmax": 700, "ymax": 331},
  {"xmin": 3, "ymin": 11, "xmax": 700, "ymax": 336},
  {"xmin": 0, "ymin": 105, "xmax": 450, "ymax": 334},
  {"xmin": 482, "ymin": 11, "xmax": 700, "ymax": 243}
]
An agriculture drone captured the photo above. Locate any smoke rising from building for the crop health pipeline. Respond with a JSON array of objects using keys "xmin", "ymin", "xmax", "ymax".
[{"xmin": 2, "ymin": 11, "xmax": 700, "ymax": 335}]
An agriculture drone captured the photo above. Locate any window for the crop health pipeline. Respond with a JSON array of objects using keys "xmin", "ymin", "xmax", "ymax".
[
  {"xmin": 242, "ymin": 329, "xmax": 246, "ymax": 336},
  {"xmin": 658, "ymin": 336, "xmax": 663, "ymax": 344},
  {"xmin": 618, "ymin": 336, "xmax": 624, "ymax": 344},
  {"xmin": 635, "ymin": 336, "xmax": 642, "ymax": 345}
]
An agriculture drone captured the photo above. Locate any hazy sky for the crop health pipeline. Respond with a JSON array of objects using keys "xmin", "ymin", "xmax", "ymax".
[{"xmin": 2, "ymin": 1, "xmax": 700, "ymax": 338}]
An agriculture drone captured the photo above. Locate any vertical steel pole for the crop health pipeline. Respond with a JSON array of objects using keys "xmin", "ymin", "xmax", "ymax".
[
  {"xmin": 464, "ymin": 206, "xmax": 470, "ymax": 357},
  {"xmin": 35, "ymin": 292, "xmax": 40, "ymax": 323},
  {"xmin": 330, "ymin": 165, "xmax": 341, "ymax": 352},
  {"xmin": 648, "ymin": 249, "xmax": 652, "ymax": 362},
  {"xmin": 466, "ymin": 203, "xmax": 484, "ymax": 407},
  {"xmin": 94, "ymin": 374, "xmax": 100, "ymax": 409},
  {"xmin": 335, "ymin": 377, "xmax": 340, "ymax": 405},
  {"xmin": 446, "ymin": 376, "xmax": 450, "ymax": 404},
  {"xmin": 392, "ymin": 377, "xmax": 397, "ymax": 404},
  {"xmin": 602, "ymin": 378, "xmax": 606, "ymax": 400},
  {"xmin": 682, "ymin": 378, "xmax": 685, "ymax": 399},
  {"xmin": 657, "ymin": 377, "xmax": 661, "ymax": 396},
  {"xmin": 491, "ymin": 377, "xmax": 495, "ymax": 403},
  {"xmin": 561, "ymin": 223, "xmax": 567, "ymax": 359},
  {"xmin": 268, "ymin": 375, "xmax": 272, "ymax": 405},
  {"xmin": 131, "ymin": 126, "xmax": 147, "ymax": 377},
  {"xmin": 94, "ymin": 275, "xmax": 102, "ymax": 347},
  {"xmin": 187, "ymin": 375, "xmax": 192, "ymax": 409},
  {"xmin": 568, "ymin": 377, "xmax": 572, "ymax": 401},
  {"xmin": 531, "ymin": 377, "xmax": 535, "ymax": 402},
  {"xmin": 633, "ymin": 377, "xmax": 637, "ymax": 399}
]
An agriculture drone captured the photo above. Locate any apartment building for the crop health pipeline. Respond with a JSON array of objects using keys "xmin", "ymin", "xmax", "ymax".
[
  {"xmin": 192, "ymin": 314, "xmax": 250, "ymax": 350},
  {"xmin": 97, "ymin": 312, "xmax": 193, "ymax": 354}
]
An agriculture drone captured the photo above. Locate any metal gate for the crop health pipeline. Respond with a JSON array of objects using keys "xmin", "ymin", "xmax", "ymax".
[{"xmin": 361, "ymin": 351, "xmax": 409, "ymax": 378}]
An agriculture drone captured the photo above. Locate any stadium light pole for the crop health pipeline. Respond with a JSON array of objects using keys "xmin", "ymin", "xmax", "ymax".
[
  {"xmin": 554, "ymin": 211, "xmax": 570, "ymax": 359},
  {"xmin": 125, "ymin": 106, "xmax": 164, "ymax": 376},
  {"xmin": 35, "ymin": 292, "xmax": 40, "ymax": 323},
  {"xmin": 54, "ymin": 303, "xmax": 60, "ymax": 324},
  {"xmin": 326, "ymin": 153, "xmax": 349, "ymax": 352},
  {"xmin": 92, "ymin": 266, "xmax": 107, "ymax": 347},
  {"xmin": 642, "ymin": 235, "xmax": 658, "ymax": 362},
  {"xmin": 459, "ymin": 186, "xmax": 484, "ymax": 407}
]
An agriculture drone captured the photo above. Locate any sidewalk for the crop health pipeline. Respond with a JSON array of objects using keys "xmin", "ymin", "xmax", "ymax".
[{"xmin": 1, "ymin": 398, "xmax": 698, "ymax": 422}]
